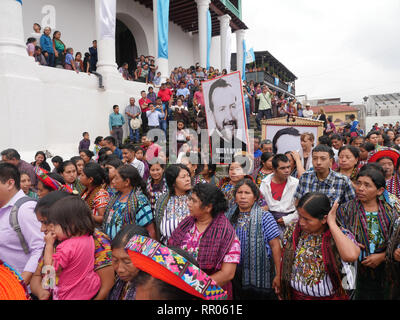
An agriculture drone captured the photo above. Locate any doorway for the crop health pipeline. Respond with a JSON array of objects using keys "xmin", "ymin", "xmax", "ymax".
[{"xmin": 116, "ymin": 19, "xmax": 138, "ymax": 75}]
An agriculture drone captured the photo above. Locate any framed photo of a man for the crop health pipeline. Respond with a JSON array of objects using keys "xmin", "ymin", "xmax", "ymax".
[{"xmin": 202, "ymin": 71, "xmax": 250, "ymax": 164}]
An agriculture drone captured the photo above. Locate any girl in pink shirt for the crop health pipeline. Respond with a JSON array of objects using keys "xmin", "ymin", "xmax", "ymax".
[{"xmin": 43, "ymin": 196, "xmax": 101, "ymax": 300}]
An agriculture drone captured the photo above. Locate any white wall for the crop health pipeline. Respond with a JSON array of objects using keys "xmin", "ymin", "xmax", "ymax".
[
  {"xmin": 365, "ymin": 116, "xmax": 400, "ymax": 132},
  {"xmin": 0, "ymin": 56, "xmax": 149, "ymax": 163},
  {"xmin": 22, "ymin": 0, "xmax": 222, "ymax": 73}
]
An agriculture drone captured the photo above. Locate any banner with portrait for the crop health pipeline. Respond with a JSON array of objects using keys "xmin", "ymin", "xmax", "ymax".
[
  {"xmin": 202, "ymin": 71, "xmax": 250, "ymax": 164},
  {"xmin": 265, "ymin": 125, "xmax": 318, "ymax": 155}
]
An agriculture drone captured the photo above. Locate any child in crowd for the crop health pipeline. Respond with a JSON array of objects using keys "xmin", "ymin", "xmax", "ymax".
[
  {"xmin": 79, "ymin": 132, "xmax": 91, "ymax": 153},
  {"xmin": 43, "ymin": 196, "xmax": 101, "ymax": 300},
  {"xmin": 20, "ymin": 172, "xmax": 38, "ymax": 199},
  {"xmin": 134, "ymin": 146, "xmax": 149, "ymax": 181},
  {"xmin": 74, "ymin": 52, "xmax": 84, "ymax": 72},
  {"xmin": 51, "ymin": 156, "xmax": 63, "ymax": 173},
  {"xmin": 153, "ymin": 72, "xmax": 161, "ymax": 87},
  {"xmin": 93, "ymin": 136, "xmax": 103, "ymax": 161}
]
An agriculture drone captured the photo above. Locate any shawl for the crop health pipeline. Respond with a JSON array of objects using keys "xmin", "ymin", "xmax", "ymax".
[
  {"xmin": 81, "ymin": 185, "xmax": 104, "ymax": 211},
  {"xmin": 335, "ymin": 166, "xmax": 359, "ymax": 182},
  {"xmin": 107, "ymin": 278, "xmax": 136, "ymax": 300},
  {"xmin": 387, "ymin": 172, "xmax": 400, "ymax": 199},
  {"xmin": 146, "ymin": 176, "xmax": 168, "ymax": 212},
  {"xmin": 336, "ymin": 198, "xmax": 397, "ymax": 256},
  {"xmin": 225, "ymin": 204, "xmax": 271, "ymax": 289},
  {"xmin": 280, "ymin": 223, "xmax": 347, "ymax": 300},
  {"xmin": 385, "ymin": 217, "xmax": 400, "ymax": 298},
  {"xmin": 168, "ymin": 213, "xmax": 236, "ymax": 273},
  {"xmin": 154, "ymin": 193, "xmax": 171, "ymax": 241},
  {"xmin": 103, "ymin": 189, "xmax": 139, "ymax": 228}
]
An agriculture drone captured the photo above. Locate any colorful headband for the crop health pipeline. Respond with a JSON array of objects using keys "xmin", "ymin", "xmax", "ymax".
[
  {"xmin": 34, "ymin": 167, "xmax": 73, "ymax": 193},
  {"xmin": 0, "ymin": 260, "xmax": 30, "ymax": 300},
  {"xmin": 125, "ymin": 235, "xmax": 227, "ymax": 300},
  {"xmin": 368, "ymin": 146, "xmax": 400, "ymax": 165}
]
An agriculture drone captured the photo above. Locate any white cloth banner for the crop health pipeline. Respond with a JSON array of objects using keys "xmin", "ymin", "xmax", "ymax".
[
  {"xmin": 245, "ymin": 48, "xmax": 255, "ymax": 64},
  {"xmin": 99, "ymin": 0, "xmax": 116, "ymax": 40},
  {"xmin": 225, "ymin": 26, "xmax": 231, "ymax": 72}
]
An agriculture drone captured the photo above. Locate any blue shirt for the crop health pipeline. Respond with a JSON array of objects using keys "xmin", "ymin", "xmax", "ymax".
[
  {"xmin": 176, "ymin": 88, "xmax": 190, "ymax": 98},
  {"xmin": 109, "ymin": 113, "xmax": 125, "ymax": 131},
  {"xmin": 113, "ymin": 148, "xmax": 123, "ymax": 160},
  {"xmin": 40, "ymin": 34, "xmax": 54, "ymax": 54},
  {"xmin": 254, "ymin": 149, "xmax": 262, "ymax": 158},
  {"xmin": 65, "ymin": 53, "xmax": 74, "ymax": 66}
]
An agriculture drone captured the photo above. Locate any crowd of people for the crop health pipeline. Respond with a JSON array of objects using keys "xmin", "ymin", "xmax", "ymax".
[
  {"xmin": 1, "ymin": 112, "xmax": 400, "ymax": 301},
  {"xmin": 2, "ymin": 22, "xmax": 398, "ymax": 302}
]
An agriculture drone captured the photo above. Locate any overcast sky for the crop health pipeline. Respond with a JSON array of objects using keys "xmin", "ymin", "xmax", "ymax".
[{"xmin": 240, "ymin": 0, "xmax": 400, "ymax": 104}]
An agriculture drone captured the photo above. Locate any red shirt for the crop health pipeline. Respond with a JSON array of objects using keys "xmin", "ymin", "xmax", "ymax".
[
  {"xmin": 139, "ymin": 98, "xmax": 152, "ymax": 112},
  {"xmin": 194, "ymin": 91, "xmax": 205, "ymax": 106},
  {"xmin": 157, "ymin": 88, "xmax": 173, "ymax": 102},
  {"xmin": 270, "ymin": 180, "xmax": 287, "ymax": 201}
]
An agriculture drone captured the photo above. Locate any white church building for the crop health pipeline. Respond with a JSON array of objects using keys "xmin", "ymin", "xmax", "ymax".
[{"xmin": 0, "ymin": 0, "xmax": 249, "ymax": 160}]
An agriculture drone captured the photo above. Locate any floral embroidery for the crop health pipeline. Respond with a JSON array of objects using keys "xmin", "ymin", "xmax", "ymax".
[{"xmin": 291, "ymin": 233, "xmax": 325, "ymax": 286}]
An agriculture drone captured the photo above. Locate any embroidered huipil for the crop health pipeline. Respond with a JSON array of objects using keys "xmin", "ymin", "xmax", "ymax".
[{"xmin": 284, "ymin": 225, "xmax": 357, "ymax": 297}]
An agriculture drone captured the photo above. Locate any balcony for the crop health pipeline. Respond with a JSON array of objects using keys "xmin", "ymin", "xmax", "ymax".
[{"xmin": 245, "ymin": 71, "xmax": 296, "ymax": 96}]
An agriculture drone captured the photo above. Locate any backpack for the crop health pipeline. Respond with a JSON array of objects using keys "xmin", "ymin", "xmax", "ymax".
[{"xmin": 9, "ymin": 196, "xmax": 38, "ymax": 255}]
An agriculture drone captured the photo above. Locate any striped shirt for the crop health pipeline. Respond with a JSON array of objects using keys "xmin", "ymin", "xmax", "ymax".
[{"xmin": 159, "ymin": 195, "xmax": 190, "ymax": 245}]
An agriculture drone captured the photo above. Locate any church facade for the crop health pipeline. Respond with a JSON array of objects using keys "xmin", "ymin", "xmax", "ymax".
[{"xmin": 0, "ymin": 0, "xmax": 248, "ymax": 160}]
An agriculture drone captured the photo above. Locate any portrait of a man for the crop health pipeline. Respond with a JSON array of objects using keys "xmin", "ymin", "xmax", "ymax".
[{"xmin": 202, "ymin": 72, "xmax": 249, "ymax": 164}]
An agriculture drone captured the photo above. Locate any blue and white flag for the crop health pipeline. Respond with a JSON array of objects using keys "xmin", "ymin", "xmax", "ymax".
[
  {"xmin": 207, "ymin": 9, "xmax": 211, "ymax": 69},
  {"xmin": 157, "ymin": 0, "xmax": 169, "ymax": 59},
  {"xmin": 274, "ymin": 77, "xmax": 279, "ymax": 86},
  {"xmin": 288, "ymin": 84, "xmax": 291, "ymax": 93},
  {"xmin": 245, "ymin": 48, "xmax": 255, "ymax": 64}
]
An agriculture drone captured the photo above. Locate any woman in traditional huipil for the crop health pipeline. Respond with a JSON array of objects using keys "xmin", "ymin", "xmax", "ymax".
[
  {"xmin": 281, "ymin": 192, "xmax": 360, "ymax": 300},
  {"xmin": 154, "ymin": 164, "xmax": 192, "ymax": 244},
  {"xmin": 226, "ymin": 178, "xmax": 282, "ymax": 300},
  {"xmin": 336, "ymin": 166, "xmax": 398, "ymax": 299}
]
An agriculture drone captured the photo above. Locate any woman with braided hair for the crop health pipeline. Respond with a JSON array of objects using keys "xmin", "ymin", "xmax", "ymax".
[
  {"xmin": 102, "ymin": 165, "xmax": 156, "ymax": 241},
  {"xmin": 280, "ymin": 192, "xmax": 359, "ymax": 300}
]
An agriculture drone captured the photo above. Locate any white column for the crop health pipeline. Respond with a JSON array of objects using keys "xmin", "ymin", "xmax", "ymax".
[
  {"xmin": 153, "ymin": 0, "xmax": 169, "ymax": 83},
  {"xmin": 235, "ymin": 29, "xmax": 245, "ymax": 74},
  {"xmin": 196, "ymin": 0, "xmax": 210, "ymax": 69},
  {"xmin": 0, "ymin": 0, "xmax": 26, "ymax": 56},
  {"xmin": 218, "ymin": 14, "xmax": 231, "ymax": 72},
  {"xmin": 95, "ymin": 0, "xmax": 118, "ymax": 74}
]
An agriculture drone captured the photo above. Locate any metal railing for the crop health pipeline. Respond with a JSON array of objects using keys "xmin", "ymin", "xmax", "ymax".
[{"xmin": 245, "ymin": 71, "xmax": 295, "ymax": 95}]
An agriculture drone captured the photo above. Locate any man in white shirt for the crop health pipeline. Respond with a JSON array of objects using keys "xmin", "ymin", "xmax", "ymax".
[
  {"xmin": 260, "ymin": 154, "xmax": 299, "ymax": 236},
  {"xmin": 121, "ymin": 144, "xmax": 145, "ymax": 178},
  {"xmin": 302, "ymin": 103, "xmax": 314, "ymax": 119}
]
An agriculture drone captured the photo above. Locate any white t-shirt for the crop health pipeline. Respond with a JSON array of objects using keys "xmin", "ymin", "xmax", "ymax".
[{"xmin": 130, "ymin": 158, "xmax": 145, "ymax": 178}]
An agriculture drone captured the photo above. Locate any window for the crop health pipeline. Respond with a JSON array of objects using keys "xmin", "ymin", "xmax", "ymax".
[{"xmin": 229, "ymin": 0, "xmax": 239, "ymax": 9}]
